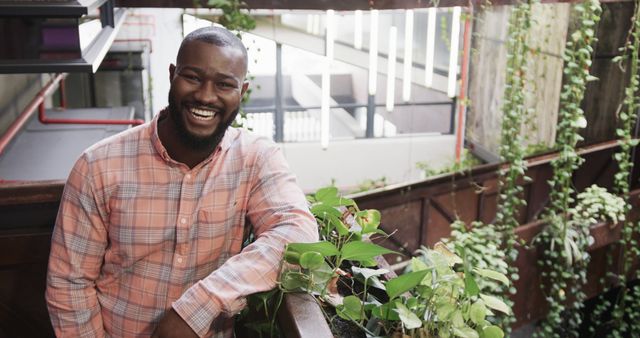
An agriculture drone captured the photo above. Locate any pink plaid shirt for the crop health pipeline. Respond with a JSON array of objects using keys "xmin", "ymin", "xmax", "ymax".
[{"xmin": 46, "ymin": 111, "xmax": 318, "ymax": 337}]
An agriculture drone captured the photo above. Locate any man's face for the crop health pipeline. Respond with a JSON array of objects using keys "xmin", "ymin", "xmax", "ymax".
[{"xmin": 168, "ymin": 41, "xmax": 248, "ymax": 149}]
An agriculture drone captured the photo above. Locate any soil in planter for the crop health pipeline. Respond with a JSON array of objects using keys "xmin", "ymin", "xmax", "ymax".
[
  {"xmin": 322, "ymin": 303, "xmax": 367, "ymax": 338},
  {"xmin": 326, "ymin": 273, "xmax": 391, "ymax": 337}
]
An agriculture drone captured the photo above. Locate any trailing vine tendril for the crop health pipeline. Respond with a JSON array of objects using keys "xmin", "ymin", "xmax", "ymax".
[{"xmin": 534, "ymin": 0, "xmax": 602, "ymax": 336}]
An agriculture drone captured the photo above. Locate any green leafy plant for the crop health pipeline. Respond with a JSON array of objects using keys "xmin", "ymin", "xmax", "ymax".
[
  {"xmin": 350, "ymin": 177, "xmax": 388, "ymax": 194},
  {"xmin": 533, "ymin": 0, "xmax": 602, "ymax": 336},
  {"xmin": 369, "ymin": 243, "xmax": 511, "ymax": 338},
  {"xmin": 416, "ymin": 149, "xmax": 482, "ymax": 178},
  {"xmin": 207, "ymin": 0, "xmax": 256, "ymax": 32},
  {"xmin": 588, "ymin": 2, "xmax": 640, "ymax": 336},
  {"xmin": 445, "ymin": 221, "xmax": 511, "ymax": 295},
  {"xmin": 244, "ymin": 186, "xmax": 514, "ymax": 338}
]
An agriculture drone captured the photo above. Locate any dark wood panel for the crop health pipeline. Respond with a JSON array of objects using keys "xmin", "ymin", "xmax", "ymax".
[
  {"xmin": 581, "ymin": 2, "xmax": 635, "ymax": 144},
  {"xmin": 115, "ymin": 0, "xmax": 631, "ymax": 9},
  {"xmin": 0, "ymin": 262, "xmax": 54, "ymax": 338},
  {"xmin": 378, "ymin": 200, "xmax": 423, "ymax": 254},
  {"xmin": 0, "ymin": 181, "xmax": 63, "ymax": 206}
]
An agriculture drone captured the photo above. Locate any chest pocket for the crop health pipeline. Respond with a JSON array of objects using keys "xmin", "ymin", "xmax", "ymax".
[{"xmin": 194, "ymin": 208, "xmax": 245, "ymax": 273}]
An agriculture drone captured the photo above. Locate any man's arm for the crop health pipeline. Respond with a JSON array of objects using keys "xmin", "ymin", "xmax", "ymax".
[
  {"xmin": 170, "ymin": 144, "xmax": 318, "ymax": 337},
  {"xmin": 46, "ymin": 154, "xmax": 108, "ymax": 337}
]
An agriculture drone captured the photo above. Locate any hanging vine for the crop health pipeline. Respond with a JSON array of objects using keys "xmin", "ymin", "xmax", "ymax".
[
  {"xmin": 589, "ymin": 2, "xmax": 640, "ymax": 336},
  {"xmin": 489, "ymin": 2, "xmax": 537, "ymax": 333},
  {"xmin": 534, "ymin": 0, "xmax": 602, "ymax": 336},
  {"xmin": 495, "ymin": 0, "xmax": 535, "ymax": 294}
]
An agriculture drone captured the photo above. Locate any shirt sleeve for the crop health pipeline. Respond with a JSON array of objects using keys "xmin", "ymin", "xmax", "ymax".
[
  {"xmin": 172, "ymin": 144, "xmax": 319, "ymax": 337},
  {"xmin": 46, "ymin": 154, "xmax": 108, "ymax": 338}
]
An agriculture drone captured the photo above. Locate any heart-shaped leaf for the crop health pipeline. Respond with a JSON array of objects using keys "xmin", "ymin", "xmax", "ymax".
[
  {"xmin": 340, "ymin": 241, "xmax": 396, "ymax": 262},
  {"xmin": 336, "ymin": 295, "xmax": 364, "ymax": 321},
  {"xmin": 357, "ymin": 209, "xmax": 381, "ymax": 233},
  {"xmin": 386, "ymin": 269, "xmax": 429, "ymax": 300},
  {"xmin": 474, "ymin": 268, "xmax": 510, "ymax": 286},
  {"xmin": 287, "ymin": 242, "xmax": 339, "ymax": 257},
  {"xmin": 480, "ymin": 294, "xmax": 511, "ymax": 315},
  {"xmin": 395, "ymin": 302, "xmax": 422, "ymax": 329},
  {"xmin": 372, "ymin": 301, "xmax": 400, "ymax": 320},
  {"xmin": 315, "ymin": 186, "xmax": 338, "ymax": 202},
  {"xmin": 453, "ymin": 325, "xmax": 479, "ymax": 338},
  {"xmin": 470, "ymin": 299, "xmax": 487, "ymax": 324},
  {"xmin": 481, "ymin": 325, "xmax": 504, "ymax": 338},
  {"xmin": 300, "ymin": 251, "xmax": 324, "ymax": 270}
]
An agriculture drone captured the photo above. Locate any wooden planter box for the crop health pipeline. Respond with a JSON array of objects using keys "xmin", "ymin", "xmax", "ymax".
[{"xmin": 0, "ymin": 140, "xmax": 637, "ymax": 336}]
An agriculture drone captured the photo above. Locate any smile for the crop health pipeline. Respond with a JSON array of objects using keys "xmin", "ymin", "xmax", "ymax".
[{"xmin": 190, "ymin": 107, "xmax": 217, "ymax": 120}]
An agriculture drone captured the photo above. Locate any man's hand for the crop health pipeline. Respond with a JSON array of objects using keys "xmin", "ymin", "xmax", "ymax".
[{"xmin": 151, "ymin": 308, "xmax": 199, "ymax": 338}]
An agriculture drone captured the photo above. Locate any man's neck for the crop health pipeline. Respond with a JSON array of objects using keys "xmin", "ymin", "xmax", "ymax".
[{"xmin": 157, "ymin": 114, "xmax": 217, "ymax": 169}]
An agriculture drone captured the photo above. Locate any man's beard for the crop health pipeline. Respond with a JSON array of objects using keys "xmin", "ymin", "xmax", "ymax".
[{"xmin": 167, "ymin": 93, "xmax": 239, "ymax": 151}]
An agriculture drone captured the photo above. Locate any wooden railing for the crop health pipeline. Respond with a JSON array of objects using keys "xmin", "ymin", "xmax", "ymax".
[{"xmin": 348, "ymin": 140, "xmax": 640, "ymax": 327}]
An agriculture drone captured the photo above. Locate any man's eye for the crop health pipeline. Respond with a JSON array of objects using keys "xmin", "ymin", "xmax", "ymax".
[
  {"xmin": 218, "ymin": 82, "xmax": 236, "ymax": 89},
  {"xmin": 182, "ymin": 74, "xmax": 200, "ymax": 82}
]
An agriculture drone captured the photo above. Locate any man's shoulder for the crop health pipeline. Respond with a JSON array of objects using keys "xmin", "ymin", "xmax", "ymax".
[
  {"xmin": 82, "ymin": 122, "xmax": 150, "ymax": 161},
  {"xmin": 227, "ymin": 128, "xmax": 279, "ymax": 153}
]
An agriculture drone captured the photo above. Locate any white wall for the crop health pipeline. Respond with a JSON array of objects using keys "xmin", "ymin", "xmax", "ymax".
[
  {"xmin": 280, "ymin": 134, "xmax": 456, "ymax": 192},
  {"xmin": 116, "ymin": 8, "xmax": 185, "ymax": 114},
  {"xmin": 115, "ymin": 9, "xmax": 457, "ymax": 193}
]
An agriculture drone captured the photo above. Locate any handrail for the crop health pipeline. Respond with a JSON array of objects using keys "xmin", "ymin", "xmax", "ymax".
[
  {"xmin": 0, "ymin": 72, "xmax": 146, "ymax": 158},
  {"xmin": 0, "ymin": 73, "xmax": 67, "ymax": 157}
]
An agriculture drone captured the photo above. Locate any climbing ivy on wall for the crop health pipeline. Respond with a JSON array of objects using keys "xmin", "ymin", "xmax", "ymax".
[
  {"xmin": 589, "ymin": 2, "xmax": 640, "ymax": 336},
  {"xmin": 482, "ymin": 2, "xmax": 538, "ymax": 333},
  {"xmin": 494, "ymin": 0, "xmax": 536, "ymax": 324},
  {"xmin": 534, "ymin": 0, "xmax": 602, "ymax": 336}
]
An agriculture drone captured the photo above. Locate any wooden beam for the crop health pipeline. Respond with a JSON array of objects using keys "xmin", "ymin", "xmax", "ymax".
[{"xmin": 115, "ymin": 0, "xmax": 630, "ymax": 9}]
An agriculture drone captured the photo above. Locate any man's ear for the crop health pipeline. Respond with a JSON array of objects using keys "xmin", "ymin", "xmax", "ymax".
[
  {"xmin": 241, "ymin": 81, "xmax": 249, "ymax": 97},
  {"xmin": 169, "ymin": 64, "xmax": 176, "ymax": 83}
]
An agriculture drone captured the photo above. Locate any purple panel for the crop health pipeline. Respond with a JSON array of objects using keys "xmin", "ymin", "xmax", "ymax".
[{"xmin": 41, "ymin": 26, "xmax": 80, "ymax": 51}]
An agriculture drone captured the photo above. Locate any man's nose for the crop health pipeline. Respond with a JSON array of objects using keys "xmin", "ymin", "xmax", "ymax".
[{"xmin": 193, "ymin": 81, "xmax": 219, "ymax": 106}]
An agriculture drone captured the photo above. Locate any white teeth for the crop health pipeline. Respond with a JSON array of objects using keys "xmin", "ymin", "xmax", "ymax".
[{"xmin": 190, "ymin": 108, "xmax": 216, "ymax": 120}]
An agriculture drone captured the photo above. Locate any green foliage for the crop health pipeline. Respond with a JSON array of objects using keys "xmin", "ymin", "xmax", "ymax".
[
  {"xmin": 534, "ymin": 0, "xmax": 602, "ymax": 336},
  {"xmin": 494, "ymin": 5, "xmax": 536, "ymax": 334},
  {"xmin": 589, "ymin": 2, "xmax": 640, "ymax": 336},
  {"xmin": 376, "ymin": 245, "xmax": 511, "ymax": 337},
  {"xmin": 416, "ymin": 149, "xmax": 482, "ymax": 178},
  {"xmin": 275, "ymin": 188, "xmax": 514, "ymax": 337},
  {"xmin": 207, "ymin": 0, "xmax": 256, "ymax": 32},
  {"xmin": 444, "ymin": 221, "xmax": 512, "ymax": 332},
  {"xmin": 350, "ymin": 176, "xmax": 388, "ymax": 194},
  {"xmin": 497, "ymin": 0, "xmax": 535, "ymax": 246}
]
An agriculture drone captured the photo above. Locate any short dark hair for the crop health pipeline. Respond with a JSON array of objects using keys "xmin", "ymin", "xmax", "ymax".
[{"xmin": 177, "ymin": 26, "xmax": 248, "ymax": 72}]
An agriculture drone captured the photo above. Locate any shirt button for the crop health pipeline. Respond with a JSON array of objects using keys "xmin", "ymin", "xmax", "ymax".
[
  {"xmin": 177, "ymin": 257, "xmax": 183, "ymax": 263},
  {"xmin": 185, "ymin": 174, "xmax": 191, "ymax": 180},
  {"xmin": 180, "ymin": 218, "xmax": 187, "ymax": 224}
]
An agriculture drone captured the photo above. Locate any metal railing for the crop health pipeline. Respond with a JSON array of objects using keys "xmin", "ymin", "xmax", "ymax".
[{"xmin": 241, "ymin": 100, "xmax": 456, "ymax": 142}]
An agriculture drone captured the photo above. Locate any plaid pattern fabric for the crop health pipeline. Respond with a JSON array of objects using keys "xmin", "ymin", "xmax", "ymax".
[{"xmin": 46, "ymin": 110, "xmax": 318, "ymax": 337}]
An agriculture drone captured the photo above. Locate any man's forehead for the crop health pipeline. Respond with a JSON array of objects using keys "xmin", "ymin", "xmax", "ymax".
[
  {"xmin": 179, "ymin": 40, "xmax": 244, "ymax": 59},
  {"xmin": 177, "ymin": 41, "xmax": 246, "ymax": 74}
]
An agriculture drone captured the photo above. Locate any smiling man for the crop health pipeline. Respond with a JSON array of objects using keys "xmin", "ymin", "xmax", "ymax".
[{"xmin": 45, "ymin": 27, "xmax": 318, "ymax": 338}]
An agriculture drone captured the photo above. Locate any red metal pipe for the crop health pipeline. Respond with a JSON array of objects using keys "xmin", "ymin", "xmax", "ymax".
[
  {"xmin": 37, "ymin": 71, "xmax": 144, "ymax": 126},
  {"xmin": 455, "ymin": 7, "xmax": 473, "ymax": 162},
  {"xmin": 0, "ymin": 73, "xmax": 67, "ymax": 157},
  {"xmin": 38, "ymin": 104, "xmax": 145, "ymax": 125},
  {"xmin": 113, "ymin": 38, "xmax": 153, "ymax": 53}
]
